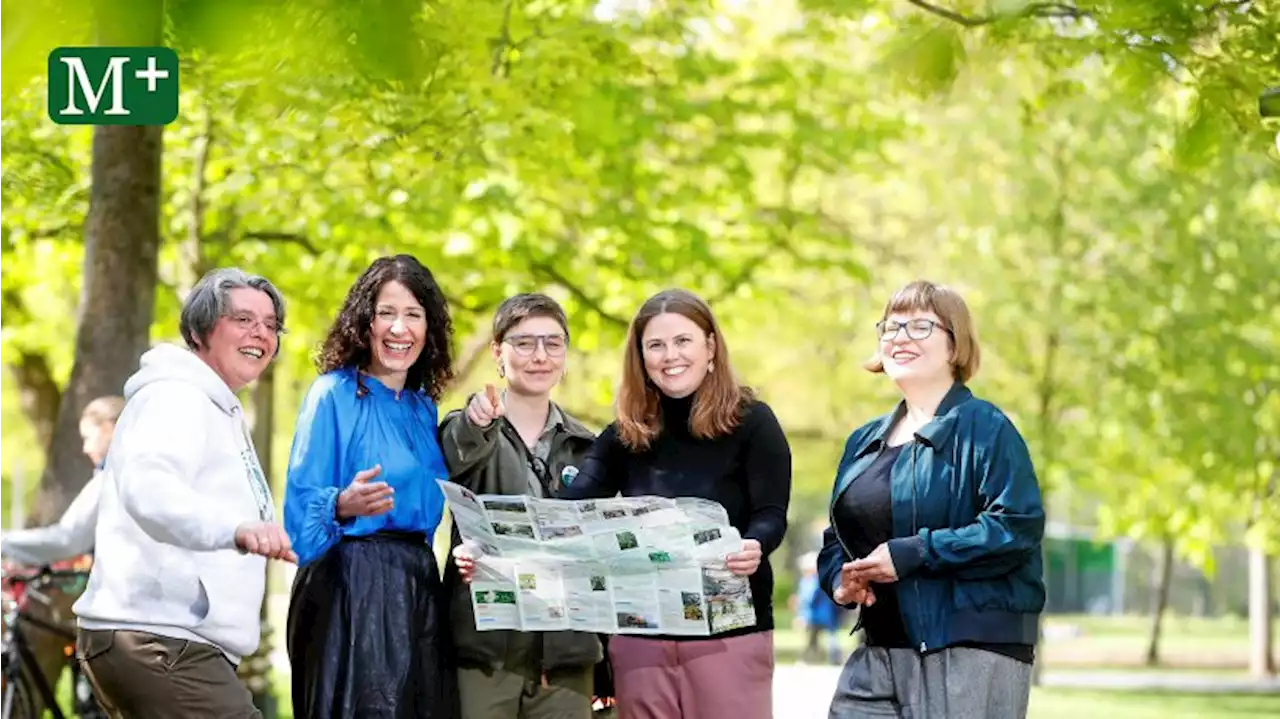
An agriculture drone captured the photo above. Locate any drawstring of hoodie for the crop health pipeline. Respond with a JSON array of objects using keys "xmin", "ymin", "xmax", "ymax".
[{"xmin": 234, "ymin": 407, "xmax": 274, "ymax": 521}]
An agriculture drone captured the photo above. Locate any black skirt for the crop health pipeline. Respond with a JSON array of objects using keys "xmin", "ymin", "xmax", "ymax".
[{"xmin": 286, "ymin": 532, "xmax": 458, "ymax": 719}]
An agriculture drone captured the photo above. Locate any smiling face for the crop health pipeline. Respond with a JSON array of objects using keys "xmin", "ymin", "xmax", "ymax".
[
  {"xmin": 640, "ymin": 312, "xmax": 715, "ymax": 399},
  {"xmin": 367, "ymin": 280, "xmax": 426, "ymax": 384},
  {"xmin": 878, "ymin": 310, "xmax": 954, "ymax": 386},
  {"xmin": 195, "ymin": 287, "xmax": 278, "ymax": 392},
  {"xmin": 497, "ymin": 315, "xmax": 568, "ymax": 398}
]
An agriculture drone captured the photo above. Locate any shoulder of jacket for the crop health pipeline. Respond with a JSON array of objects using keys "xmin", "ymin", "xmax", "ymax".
[
  {"xmin": 952, "ymin": 395, "xmax": 1013, "ymax": 429},
  {"xmin": 847, "ymin": 409, "xmax": 893, "ymax": 447}
]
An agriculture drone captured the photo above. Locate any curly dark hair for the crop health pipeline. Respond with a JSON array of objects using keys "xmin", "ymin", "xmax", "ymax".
[{"xmin": 316, "ymin": 255, "xmax": 455, "ymax": 400}]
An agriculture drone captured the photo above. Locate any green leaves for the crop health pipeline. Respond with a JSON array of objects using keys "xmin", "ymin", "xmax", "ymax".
[{"xmin": 881, "ymin": 22, "xmax": 967, "ymax": 96}]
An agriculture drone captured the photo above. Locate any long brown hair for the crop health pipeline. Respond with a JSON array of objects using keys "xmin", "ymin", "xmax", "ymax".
[{"xmin": 616, "ymin": 289, "xmax": 753, "ymax": 451}]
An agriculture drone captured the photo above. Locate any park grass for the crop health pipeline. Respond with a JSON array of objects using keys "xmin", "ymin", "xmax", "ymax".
[
  {"xmin": 1028, "ymin": 689, "xmax": 1280, "ymax": 719},
  {"xmin": 771, "ymin": 609, "xmax": 1266, "ymax": 669}
]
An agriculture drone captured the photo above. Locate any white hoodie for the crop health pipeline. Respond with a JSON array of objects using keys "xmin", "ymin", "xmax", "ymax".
[{"xmin": 73, "ymin": 344, "xmax": 274, "ymax": 663}]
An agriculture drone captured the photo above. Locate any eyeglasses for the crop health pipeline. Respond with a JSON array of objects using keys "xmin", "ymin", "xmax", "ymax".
[
  {"xmin": 226, "ymin": 312, "xmax": 286, "ymax": 335},
  {"xmin": 875, "ymin": 318, "xmax": 950, "ymax": 342},
  {"xmin": 504, "ymin": 334, "xmax": 568, "ymax": 357}
]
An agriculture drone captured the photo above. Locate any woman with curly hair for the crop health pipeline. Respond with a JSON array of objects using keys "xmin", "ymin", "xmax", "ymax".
[{"xmin": 283, "ymin": 255, "xmax": 458, "ymax": 719}]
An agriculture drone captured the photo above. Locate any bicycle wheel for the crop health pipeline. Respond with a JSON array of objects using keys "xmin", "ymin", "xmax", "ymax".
[{"xmin": 0, "ymin": 667, "xmax": 39, "ymax": 719}]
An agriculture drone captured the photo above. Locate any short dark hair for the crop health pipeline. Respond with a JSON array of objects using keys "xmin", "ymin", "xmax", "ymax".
[
  {"xmin": 316, "ymin": 255, "xmax": 455, "ymax": 400},
  {"xmin": 492, "ymin": 293, "xmax": 569, "ymax": 343},
  {"xmin": 180, "ymin": 268, "xmax": 286, "ymax": 351}
]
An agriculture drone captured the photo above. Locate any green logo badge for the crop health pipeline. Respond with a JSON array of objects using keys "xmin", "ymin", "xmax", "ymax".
[{"xmin": 48, "ymin": 47, "xmax": 179, "ymax": 126}]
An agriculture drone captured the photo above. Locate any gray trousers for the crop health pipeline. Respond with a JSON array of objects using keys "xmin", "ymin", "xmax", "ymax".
[{"xmin": 829, "ymin": 645, "xmax": 1032, "ymax": 719}]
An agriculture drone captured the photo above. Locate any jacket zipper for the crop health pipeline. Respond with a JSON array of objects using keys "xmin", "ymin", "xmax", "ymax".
[
  {"xmin": 831, "ymin": 445, "xmax": 885, "ymax": 638},
  {"xmin": 910, "ymin": 443, "xmax": 926, "ymax": 653},
  {"xmin": 830, "ymin": 456, "xmax": 862, "ymax": 637}
]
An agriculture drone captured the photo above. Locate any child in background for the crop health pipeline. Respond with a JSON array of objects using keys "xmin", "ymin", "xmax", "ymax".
[{"xmin": 797, "ymin": 551, "xmax": 846, "ymax": 665}]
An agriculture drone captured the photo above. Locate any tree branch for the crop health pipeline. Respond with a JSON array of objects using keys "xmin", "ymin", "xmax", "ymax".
[
  {"xmin": 3, "ymin": 289, "xmax": 61, "ymax": 451},
  {"xmin": 239, "ymin": 231, "xmax": 319, "ymax": 254},
  {"xmin": 905, "ymin": 0, "xmax": 1087, "ymax": 26},
  {"xmin": 181, "ymin": 107, "xmax": 214, "ymax": 296},
  {"xmin": 491, "ymin": 0, "xmax": 515, "ymax": 77},
  {"xmin": 446, "ymin": 329, "xmax": 497, "ymax": 390},
  {"xmin": 30, "ymin": 224, "xmax": 75, "ymax": 239},
  {"xmin": 530, "ymin": 260, "xmax": 630, "ymax": 328}
]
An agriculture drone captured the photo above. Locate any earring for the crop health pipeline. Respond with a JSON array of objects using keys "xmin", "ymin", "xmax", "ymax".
[
  {"xmin": 708, "ymin": 363, "xmax": 715, "ymax": 374},
  {"xmin": 497, "ymin": 363, "xmax": 505, "ymax": 378}
]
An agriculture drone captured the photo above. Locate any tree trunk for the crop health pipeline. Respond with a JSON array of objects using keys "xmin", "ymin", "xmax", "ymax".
[
  {"xmin": 1143, "ymin": 538, "xmax": 1175, "ymax": 666},
  {"xmin": 9, "ymin": 347, "xmax": 61, "ymax": 452},
  {"xmin": 1248, "ymin": 548, "xmax": 1275, "ymax": 678},
  {"xmin": 31, "ymin": 0, "xmax": 165, "ymax": 524},
  {"xmin": 238, "ymin": 364, "xmax": 279, "ymax": 717}
]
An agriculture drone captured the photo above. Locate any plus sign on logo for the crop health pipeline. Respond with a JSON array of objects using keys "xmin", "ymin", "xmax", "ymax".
[{"xmin": 47, "ymin": 47, "xmax": 179, "ymax": 125}]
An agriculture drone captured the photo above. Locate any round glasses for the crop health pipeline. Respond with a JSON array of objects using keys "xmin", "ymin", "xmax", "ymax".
[
  {"xmin": 875, "ymin": 319, "xmax": 951, "ymax": 342},
  {"xmin": 503, "ymin": 333, "xmax": 568, "ymax": 357}
]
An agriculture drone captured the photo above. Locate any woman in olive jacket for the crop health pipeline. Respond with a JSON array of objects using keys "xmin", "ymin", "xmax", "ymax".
[{"xmin": 441, "ymin": 293, "xmax": 604, "ymax": 719}]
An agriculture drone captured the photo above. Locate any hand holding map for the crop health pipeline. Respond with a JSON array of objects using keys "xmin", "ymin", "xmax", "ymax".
[{"xmin": 438, "ymin": 480, "xmax": 756, "ymax": 637}]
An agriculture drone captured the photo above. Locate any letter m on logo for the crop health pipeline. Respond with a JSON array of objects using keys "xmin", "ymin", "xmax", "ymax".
[{"xmin": 59, "ymin": 56, "xmax": 131, "ymax": 117}]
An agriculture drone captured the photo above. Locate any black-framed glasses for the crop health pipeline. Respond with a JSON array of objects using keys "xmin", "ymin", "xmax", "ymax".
[
  {"xmin": 875, "ymin": 318, "xmax": 950, "ymax": 342},
  {"xmin": 504, "ymin": 333, "xmax": 568, "ymax": 357}
]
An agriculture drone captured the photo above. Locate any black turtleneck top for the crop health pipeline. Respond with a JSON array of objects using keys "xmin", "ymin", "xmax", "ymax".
[{"xmin": 560, "ymin": 393, "xmax": 792, "ymax": 639}]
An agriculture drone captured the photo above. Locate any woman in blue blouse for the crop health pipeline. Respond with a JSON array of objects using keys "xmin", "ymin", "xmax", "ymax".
[{"xmin": 284, "ymin": 255, "xmax": 458, "ymax": 719}]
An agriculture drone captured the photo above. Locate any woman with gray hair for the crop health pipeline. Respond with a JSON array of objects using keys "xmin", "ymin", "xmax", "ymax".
[{"xmin": 73, "ymin": 267, "xmax": 295, "ymax": 719}]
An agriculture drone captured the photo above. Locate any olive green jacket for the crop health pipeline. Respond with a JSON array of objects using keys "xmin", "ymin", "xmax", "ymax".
[{"xmin": 440, "ymin": 399, "xmax": 602, "ymax": 672}]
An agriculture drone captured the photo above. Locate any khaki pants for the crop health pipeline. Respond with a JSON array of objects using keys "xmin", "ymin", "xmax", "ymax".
[
  {"xmin": 76, "ymin": 629, "xmax": 261, "ymax": 719},
  {"xmin": 458, "ymin": 663, "xmax": 593, "ymax": 719}
]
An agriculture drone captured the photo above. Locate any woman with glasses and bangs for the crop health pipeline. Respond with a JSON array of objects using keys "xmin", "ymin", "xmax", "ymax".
[
  {"xmin": 442, "ymin": 293, "xmax": 606, "ymax": 719},
  {"xmin": 818, "ymin": 280, "xmax": 1046, "ymax": 719}
]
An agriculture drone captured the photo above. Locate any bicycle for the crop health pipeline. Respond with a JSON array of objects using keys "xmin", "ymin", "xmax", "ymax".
[{"xmin": 1, "ymin": 565, "xmax": 106, "ymax": 719}]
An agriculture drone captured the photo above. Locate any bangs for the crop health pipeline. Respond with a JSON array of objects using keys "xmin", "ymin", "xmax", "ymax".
[{"xmin": 882, "ymin": 281, "xmax": 939, "ymax": 318}]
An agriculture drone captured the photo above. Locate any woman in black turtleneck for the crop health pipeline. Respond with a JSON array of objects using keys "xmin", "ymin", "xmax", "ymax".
[{"xmin": 559, "ymin": 289, "xmax": 791, "ymax": 719}]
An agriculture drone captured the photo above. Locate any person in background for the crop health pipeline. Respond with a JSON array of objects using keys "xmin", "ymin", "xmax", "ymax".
[
  {"xmin": 284, "ymin": 254, "xmax": 458, "ymax": 719},
  {"xmin": 557, "ymin": 288, "xmax": 792, "ymax": 719},
  {"xmin": 819, "ymin": 280, "xmax": 1045, "ymax": 719},
  {"xmin": 2, "ymin": 396, "xmax": 124, "ymax": 565},
  {"xmin": 73, "ymin": 268, "xmax": 295, "ymax": 719},
  {"xmin": 444, "ymin": 293, "xmax": 603, "ymax": 719},
  {"xmin": 795, "ymin": 551, "xmax": 845, "ymax": 665}
]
